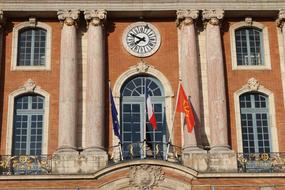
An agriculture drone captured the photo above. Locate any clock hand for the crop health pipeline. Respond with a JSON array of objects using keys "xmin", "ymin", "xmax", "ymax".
[
  {"xmin": 130, "ymin": 33, "xmax": 146, "ymax": 42},
  {"xmin": 135, "ymin": 37, "xmax": 146, "ymax": 45}
]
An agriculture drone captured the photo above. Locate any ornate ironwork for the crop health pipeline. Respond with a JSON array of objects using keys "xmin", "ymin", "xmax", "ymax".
[
  {"xmin": 0, "ymin": 155, "xmax": 52, "ymax": 175},
  {"xmin": 109, "ymin": 142, "xmax": 182, "ymax": 164},
  {"xmin": 237, "ymin": 152, "xmax": 285, "ymax": 173}
]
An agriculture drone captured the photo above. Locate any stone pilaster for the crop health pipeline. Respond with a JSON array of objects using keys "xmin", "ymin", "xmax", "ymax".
[
  {"xmin": 177, "ymin": 10, "xmax": 207, "ymax": 172},
  {"xmin": 81, "ymin": 10, "xmax": 108, "ymax": 173},
  {"xmin": 53, "ymin": 10, "xmax": 80, "ymax": 174},
  {"xmin": 202, "ymin": 9, "xmax": 237, "ymax": 172},
  {"xmin": 0, "ymin": 11, "xmax": 4, "ymax": 72}
]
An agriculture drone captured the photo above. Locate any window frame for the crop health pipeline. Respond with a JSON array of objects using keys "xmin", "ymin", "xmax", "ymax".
[
  {"xmin": 6, "ymin": 82, "xmax": 50, "ymax": 155},
  {"xmin": 230, "ymin": 21, "xmax": 271, "ymax": 70},
  {"xmin": 11, "ymin": 21, "xmax": 52, "ymax": 71}
]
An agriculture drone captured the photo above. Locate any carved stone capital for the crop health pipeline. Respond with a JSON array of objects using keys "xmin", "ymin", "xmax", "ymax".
[
  {"xmin": 277, "ymin": 9, "xmax": 285, "ymax": 29},
  {"xmin": 202, "ymin": 9, "xmax": 224, "ymax": 26},
  {"xmin": 84, "ymin": 10, "xmax": 107, "ymax": 27},
  {"xmin": 57, "ymin": 10, "xmax": 80, "ymax": 27},
  {"xmin": 0, "ymin": 10, "xmax": 5, "ymax": 28},
  {"xmin": 176, "ymin": 9, "xmax": 199, "ymax": 27},
  {"xmin": 247, "ymin": 77, "xmax": 260, "ymax": 91},
  {"xmin": 129, "ymin": 165, "xmax": 164, "ymax": 190}
]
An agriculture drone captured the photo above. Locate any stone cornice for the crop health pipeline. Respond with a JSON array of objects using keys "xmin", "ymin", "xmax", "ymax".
[
  {"xmin": 176, "ymin": 9, "xmax": 199, "ymax": 27},
  {"xmin": 1, "ymin": 1, "xmax": 285, "ymax": 12},
  {"xmin": 57, "ymin": 9, "xmax": 80, "ymax": 27},
  {"xmin": 202, "ymin": 9, "xmax": 224, "ymax": 26},
  {"xmin": 277, "ymin": 9, "xmax": 285, "ymax": 28},
  {"xmin": 84, "ymin": 10, "xmax": 107, "ymax": 27}
]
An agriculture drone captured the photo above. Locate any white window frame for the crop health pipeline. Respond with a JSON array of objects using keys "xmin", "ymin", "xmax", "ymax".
[
  {"xmin": 11, "ymin": 21, "xmax": 52, "ymax": 71},
  {"xmin": 230, "ymin": 21, "xmax": 271, "ymax": 70},
  {"xmin": 6, "ymin": 79, "xmax": 50, "ymax": 155},
  {"xmin": 234, "ymin": 79, "xmax": 278, "ymax": 153}
]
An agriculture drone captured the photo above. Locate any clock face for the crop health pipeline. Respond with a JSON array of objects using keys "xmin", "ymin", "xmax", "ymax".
[{"xmin": 122, "ymin": 22, "xmax": 161, "ymax": 57}]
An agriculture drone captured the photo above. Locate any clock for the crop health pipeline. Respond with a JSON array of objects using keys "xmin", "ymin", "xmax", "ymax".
[{"xmin": 122, "ymin": 22, "xmax": 161, "ymax": 57}]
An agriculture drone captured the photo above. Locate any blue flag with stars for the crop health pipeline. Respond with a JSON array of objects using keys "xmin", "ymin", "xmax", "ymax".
[{"xmin": 109, "ymin": 87, "xmax": 121, "ymax": 139}]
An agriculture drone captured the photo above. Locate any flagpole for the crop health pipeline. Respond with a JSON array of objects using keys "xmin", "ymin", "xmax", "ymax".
[
  {"xmin": 109, "ymin": 81, "xmax": 124, "ymax": 161},
  {"xmin": 166, "ymin": 81, "xmax": 181, "ymax": 160}
]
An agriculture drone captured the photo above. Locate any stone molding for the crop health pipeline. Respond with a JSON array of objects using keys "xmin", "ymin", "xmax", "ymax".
[
  {"xmin": 202, "ymin": 9, "xmax": 224, "ymax": 25},
  {"xmin": 176, "ymin": 9, "xmax": 199, "ymax": 27},
  {"xmin": 57, "ymin": 9, "xmax": 80, "ymax": 27},
  {"xmin": 277, "ymin": 9, "xmax": 285, "ymax": 28},
  {"xmin": 129, "ymin": 165, "xmax": 164, "ymax": 190},
  {"xmin": 84, "ymin": 9, "xmax": 107, "ymax": 26}
]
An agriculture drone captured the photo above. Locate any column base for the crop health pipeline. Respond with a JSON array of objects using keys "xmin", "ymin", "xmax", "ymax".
[
  {"xmin": 208, "ymin": 147, "xmax": 237, "ymax": 172},
  {"xmin": 52, "ymin": 148, "xmax": 81, "ymax": 174},
  {"xmin": 182, "ymin": 147, "xmax": 208, "ymax": 172},
  {"xmin": 80, "ymin": 148, "xmax": 108, "ymax": 174}
]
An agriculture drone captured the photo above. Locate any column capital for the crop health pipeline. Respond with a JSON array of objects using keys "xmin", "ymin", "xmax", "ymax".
[
  {"xmin": 176, "ymin": 9, "xmax": 199, "ymax": 27},
  {"xmin": 0, "ymin": 10, "xmax": 5, "ymax": 28},
  {"xmin": 84, "ymin": 10, "xmax": 107, "ymax": 27},
  {"xmin": 57, "ymin": 10, "xmax": 80, "ymax": 27},
  {"xmin": 202, "ymin": 9, "xmax": 224, "ymax": 26},
  {"xmin": 277, "ymin": 9, "xmax": 285, "ymax": 28}
]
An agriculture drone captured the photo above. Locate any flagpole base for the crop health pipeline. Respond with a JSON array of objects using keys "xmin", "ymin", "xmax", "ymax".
[{"xmin": 182, "ymin": 147, "xmax": 208, "ymax": 172}]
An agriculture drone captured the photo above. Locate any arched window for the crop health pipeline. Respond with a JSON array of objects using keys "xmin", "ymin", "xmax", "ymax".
[
  {"xmin": 17, "ymin": 28, "xmax": 47, "ymax": 66},
  {"xmin": 240, "ymin": 92, "xmax": 271, "ymax": 154},
  {"xmin": 120, "ymin": 76, "xmax": 166, "ymax": 159},
  {"xmin": 12, "ymin": 94, "xmax": 45, "ymax": 155},
  {"xmin": 235, "ymin": 27, "xmax": 263, "ymax": 66}
]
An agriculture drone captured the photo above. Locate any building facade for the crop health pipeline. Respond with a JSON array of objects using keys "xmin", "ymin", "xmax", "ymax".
[{"xmin": 0, "ymin": 0, "xmax": 285, "ymax": 189}]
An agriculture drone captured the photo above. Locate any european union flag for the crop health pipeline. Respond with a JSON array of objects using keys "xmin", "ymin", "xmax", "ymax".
[{"xmin": 109, "ymin": 88, "xmax": 121, "ymax": 139}]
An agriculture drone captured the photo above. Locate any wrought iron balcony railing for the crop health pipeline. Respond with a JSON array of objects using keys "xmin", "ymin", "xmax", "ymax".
[
  {"xmin": 237, "ymin": 152, "xmax": 285, "ymax": 173},
  {"xmin": 0, "ymin": 155, "xmax": 52, "ymax": 175},
  {"xmin": 109, "ymin": 142, "xmax": 182, "ymax": 163}
]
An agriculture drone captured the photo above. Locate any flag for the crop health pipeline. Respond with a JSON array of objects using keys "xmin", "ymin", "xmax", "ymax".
[
  {"xmin": 176, "ymin": 83, "xmax": 195, "ymax": 133},
  {"xmin": 146, "ymin": 91, "xmax": 157, "ymax": 130},
  {"xmin": 109, "ymin": 87, "xmax": 120, "ymax": 138}
]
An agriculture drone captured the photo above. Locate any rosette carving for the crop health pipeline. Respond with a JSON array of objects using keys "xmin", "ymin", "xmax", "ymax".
[
  {"xmin": 176, "ymin": 9, "xmax": 199, "ymax": 27},
  {"xmin": 129, "ymin": 165, "xmax": 164, "ymax": 190},
  {"xmin": 57, "ymin": 10, "xmax": 80, "ymax": 27},
  {"xmin": 84, "ymin": 10, "xmax": 107, "ymax": 26},
  {"xmin": 202, "ymin": 9, "xmax": 224, "ymax": 26}
]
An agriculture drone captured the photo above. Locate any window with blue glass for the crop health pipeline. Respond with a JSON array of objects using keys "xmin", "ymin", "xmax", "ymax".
[
  {"xmin": 235, "ymin": 27, "xmax": 264, "ymax": 66},
  {"xmin": 12, "ymin": 95, "xmax": 45, "ymax": 155},
  {"xmin": 120, "ymin": 76, "xmax": 166, "ymax": 159},
  {"xmin": 17, "ymin": 28, "xmax": 47, "ymax": 66},
  {"xmin": 240, "ymin": 93, "xmax": 271, "ymax": 154}
]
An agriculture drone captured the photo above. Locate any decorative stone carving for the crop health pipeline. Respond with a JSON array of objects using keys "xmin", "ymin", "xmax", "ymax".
[
  {"xmin": 129, "ymin": 165, "xmax": 164, "ymax": 190},
  {"xmin": 277, "ymin": 9, "xmax": 285, "ymax": 28},
  {"xmin": 131, "ymin": 60, "xmax": 153, "ymax": 73},
  {"xmin": 176, "ymin": 9, "xmax": 199, "ymax": 27},
  {"xmin": 202, "ymin": 9, "xmax": 224, "ymax": 25},
  {"xmin": 84, "ymin": 9, "xmax": 107, "ymax": 26},
  {"xmin": 245, "ymin": 17, "xmax": 253, "ymax": 26},
  {"xmin": 23, "ymin": 79, "xmax": 36, "ymax": 92},
  {"xmin": 29, "ymin": 17, "xmax": 37, "ymax": 27},
  {"xmin": 247, "ymin": 77, "xmax": 260, "ymax": 91},
  {"xmin": 57, "ymin": 10, "xmax": 80, "ymax": 27}
]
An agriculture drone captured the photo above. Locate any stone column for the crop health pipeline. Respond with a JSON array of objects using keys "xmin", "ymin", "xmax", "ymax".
[
  {"xmin": 177, "ymin": 10, "xmax": 207, "ymax": 172},
  {"xmin": 0, "ymin": 11, "xmax": 4, "ymax": 69},
  {"xmin": 202, "ymin": 9, "xmax": 237, "ymax": 172},
  {"xmin": 52, "ymin": 10, "xmax": 80, "ymax": 174},
  {"xmin": 81, "ymin": 10, "xmax": 108, "ymax": 173}
]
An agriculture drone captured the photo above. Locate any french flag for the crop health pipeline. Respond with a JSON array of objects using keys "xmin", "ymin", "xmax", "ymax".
[{"xmin": 146, "ymin": 92, "xmax": 157, "ymax": 130}]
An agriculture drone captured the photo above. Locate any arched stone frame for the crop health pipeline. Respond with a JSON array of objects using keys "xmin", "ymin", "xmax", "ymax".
[
  {"xmin": 234, "ymin": 78, "xmax": 278, "ymax": 153},
  {"xmin": 6, "ymin": 79, "xmax": 50, "ymax": 155},
  {"xmin": 111, "ymin": 61, "xmax": 174, "ymax": 159},
  {"xmin": 230, "ymin": 18, "xmax": 271, "ymax": 70},
  {"xmin": 11, "ymin": 19, "xmax": 52, "ymax": 71}
]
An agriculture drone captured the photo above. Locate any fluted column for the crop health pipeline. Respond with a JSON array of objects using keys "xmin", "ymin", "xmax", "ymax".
[
  {"xmin": 57, "ymin": 10, "xmax": 80, "ymax": 151},
  {"xmin": 176, "ymin": 10, "xmax": 201, "ymax": 151},
  {"xmin": 202, "ymin": 10, "xmax": 229, "ymax": 151},
  {"xmin": 84, "ymin": 10, "xmax": 107, "ymax": 151}
]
